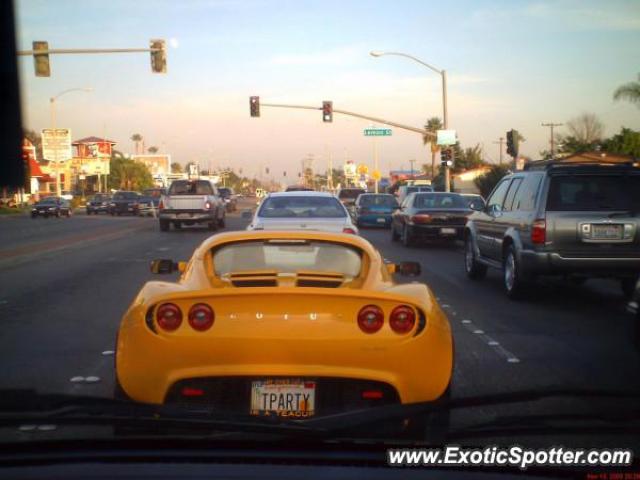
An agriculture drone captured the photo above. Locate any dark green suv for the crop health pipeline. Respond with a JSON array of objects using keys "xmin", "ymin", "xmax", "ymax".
[{"xmin": 464, "ymin": 160, "xmax": 640, "ymax": 299}]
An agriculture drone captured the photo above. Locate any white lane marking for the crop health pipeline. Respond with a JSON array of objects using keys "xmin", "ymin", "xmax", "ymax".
[
  {"xmin": 457, "ymin": 314, "xmax": 520, "ymax": 364},
  {"xmin": 461, "ymin": 319, "xmax": 472, "ymax": 324},
  {"xmin": 85, "ymin": 376, "xmax": 101, "ymax": 383},
  {"xmin": 473, "ymin": 329, "xmax": 485, "ymax": 334},
  {"xmin": 0, "ymin": 300, "xmax": 7, "ymax": 305},
  {"xmin": 102, "ymin": 350, "xmax": 114, "ymax": 356},
  {"xmin": 37, "ymin": 425, "xmax": 57, "ymax": 431},
  {"xmin": 18, "ymin": 425, "xmax": 37, "ymax": 432},
  {"xmin": 441, "ymin": 304, "xmax": 451, "ymax": 308},
  {"xmin": 157, "ymin": 247, "xmax": 170, "ymax": 251},
  {"xmin": 69, "ymin": 376, "xmax": 85, "ymax": 383}
]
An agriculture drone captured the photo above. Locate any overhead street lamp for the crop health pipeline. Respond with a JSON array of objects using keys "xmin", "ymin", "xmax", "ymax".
[
  {"xmin": 50, "ymin": 87, "xmax": 93, "ymax": 196},
  {"xmin": 370, "ymin": 51, "xmax": 451, "ymax": 191}
]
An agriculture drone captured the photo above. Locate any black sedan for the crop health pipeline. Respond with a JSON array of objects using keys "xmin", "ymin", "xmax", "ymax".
[
  {"xmin": 31, "ymin": 197, "xmax": 72, "ymax": 218},
  {"xmin": 109, "ymin": 191, "xmax": 141, "ymax": 216},
  {"xmin": 86, "ymin": 194, "xmax": 112, "ymax": 214},
  {"xmin": 391, "ymin": 192, "xmax": 471, "ymax": 246}
]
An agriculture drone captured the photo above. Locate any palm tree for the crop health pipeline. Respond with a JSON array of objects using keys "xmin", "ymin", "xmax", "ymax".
[
  {"xmin": 130, "ymin": 133, "xmax": 143, "ymax": 154},
  {"xmin": 613, "ymin": 74, "xmax": 640, "ymax": 106},
  {"xmin": 423, "ymin": 117, "xmax": 443, "ymax": 178},
  {"xmin": 148, "ymin": 146, "xmax": 159, "ymax": 154}
]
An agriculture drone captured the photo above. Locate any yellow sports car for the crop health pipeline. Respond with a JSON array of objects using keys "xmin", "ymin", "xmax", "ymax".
[{"xmin": 115, "ymin": 230, "xmax": 453, "ymax": 436}]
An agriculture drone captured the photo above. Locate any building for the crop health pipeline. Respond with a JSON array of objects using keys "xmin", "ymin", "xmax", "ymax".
[{"xmin": 452, "ymin": 166, "xmax": 492, "ymax": 194}]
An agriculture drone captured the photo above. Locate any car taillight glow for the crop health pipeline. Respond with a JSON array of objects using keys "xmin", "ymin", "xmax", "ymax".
[
  {"xmin": 389, "ymin": 305, "xmax": 416, "ymax": 334},
  {"xmin": 181, "ymin": 387, "xmax": 204, "ymax": 397},
  {"xmin": 357, "ymin": 305, "xmax": 384, "ymax": 334},
  {"xmin": 159, "ymin": 199, "xmax": 164, "ymax": 210},
  {"xmin": 410, "ymin": 214, "xmax": 431, "ymax": 224},
  {"xmin": 361, "ymin": 390, "xmax": 384, "ymax": 399},
  {"xmin": 204, "ymin": 201, "xmax": 212, "ymax": 210},
  {"xmin": 188, "ymin": 303, "xmax": 214, "ymax": 331},
  {"xmin": 343, "ymin": 227, "xmax": 357, "ymax": 234},
  {"xmin": 156, "ymin": 303, "xmax": 183, "ymax": 331},
  {"xmin": 532, "ymin": 219, "xmax": 546, "ymax": 244}
]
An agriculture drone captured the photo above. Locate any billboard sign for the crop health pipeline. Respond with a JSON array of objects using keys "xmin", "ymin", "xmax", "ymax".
[{"xmin": 42, "ymin": 128, "xmax": 72, "ymax": 162}]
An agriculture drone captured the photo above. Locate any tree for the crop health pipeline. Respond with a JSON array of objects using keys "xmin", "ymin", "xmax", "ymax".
[
  {"xmin": 109, "ymin": 151, "xmax": 154, "ymax": 190},
  {"xmin": 613, "ymin": 74, "xmax": 640, "ymax": 107},
  {"xmin": 23, "ymin": 128, "xmax": 42, "ymax": 161},
  {"xmin": 130, "ymin": 133, "xmax": 143, "ymax": 154},
  {"xmin": 454, "ymin": 143, "xmax": 486, "ymax": 173},
  {"xmin": 170, "ymin": 162, "xmax": 183, "ymax": 173},
  {"xmin": 147, "ymin": 146, "xmax": 159, "ymax": 154},
  {"xmin": 423, "ymin": 117, "xmax": 443, "ymax": 178},
  {"xmin": 564, "ymin": 113, "xmax": 604, "ymax": 145},
  {"xmin": 601, "ymin": 127, "xmax": 640, "ymax": 157},
  {"xmin": 474, "ymin": 165, "xmax": 510, "ymax": 198}
]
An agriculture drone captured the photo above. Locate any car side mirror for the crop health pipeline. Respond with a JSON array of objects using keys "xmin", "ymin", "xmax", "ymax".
[
  {"xmin": 469, "ymin": 200, "xmax": 484, "ymax": 211},
  {"xmin": 150, "ymin": 259, "xmax": 178, "ymax": 274},
  {"xmin": 396, "ymin": 261, "xmax": 421, "ymax": 277},
  {"xmin": 488, "ymin": 204, "xmax": 503, "ymax": 217}
]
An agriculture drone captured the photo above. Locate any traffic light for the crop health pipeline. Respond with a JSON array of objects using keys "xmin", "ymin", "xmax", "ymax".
[
  {"xmin": 33, "ymin": 41, "xmax": 50, "ymax": 77},
  {"xmin": 265, "ymin": 167, "xmax": 270, "ymax": 174},
  {"xmin": 150, "ymin": 39, "xmax": 167, "ymax": 73},
  {"xmin": 440, "ymin": 148, "xmax": 453, "ymax": 167},
  {"xmin": 250, "ymin": 96, "xmax": 260, "ymax": 117},
  {"xmin": 506, "ymin": 129, "xmax": 519, "ymax": 157},
  {"xmin": 283, "ymin": 171, "xmax": 287, "ymax": 177},
  {"xmin": 322, "ymin": 101, "xmax": 333, "ymax": 123}
]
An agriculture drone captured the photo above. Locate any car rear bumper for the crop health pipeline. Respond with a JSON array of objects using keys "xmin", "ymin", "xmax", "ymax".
[
  {"xmin": 521, "ymin": 250, "xmax": 640, "ymax": 277},
  {"xmin": 408, "ymin": 224, "xmax": 464, "ymax": 239},
  {"xmin": 358, "ymin": 214, "xmax": 392, "ymax": 226},
  {"xmin": 160, "ymin": 209, "xmax": 215, "ymax": 222}
]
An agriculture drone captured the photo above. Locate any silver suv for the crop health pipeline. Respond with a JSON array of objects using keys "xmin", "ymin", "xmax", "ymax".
[{"xmin": 464, "ymin": 160, "xmax": 640, "ymax": 299}]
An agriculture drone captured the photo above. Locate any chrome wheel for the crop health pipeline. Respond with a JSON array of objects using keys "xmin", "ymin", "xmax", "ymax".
[
  {"xmin": 504, "ymin": 252, "xmax": 516, "ymax": 292},
  {"xmin": 465, "ymin": 241, "xmax": 474, "ymax": 273}
]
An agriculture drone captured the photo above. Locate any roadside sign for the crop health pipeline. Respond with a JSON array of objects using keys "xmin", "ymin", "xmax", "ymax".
[
  {"xmin": 372, "ymin": 170, "xmax": 382, "ymax": 181},
  {"xmin": 364, "ymin": 128, "xmax": 392, "ymax": 136},
  {"xmin": 357, "ymin": 164, "xmax": 369, "ymax": 175},
  {"xmin": 42, "ymin": 128, "xmax": 72, "ymax": 162},
  {"xmin": 436, "ymin": 129, "xmax": 457, "ymax": 146}
]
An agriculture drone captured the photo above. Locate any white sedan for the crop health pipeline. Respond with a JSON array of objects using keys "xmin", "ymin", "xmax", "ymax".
[{"xmin": 247, "ymin": 191, "xmax": 359, "ymax": 234}]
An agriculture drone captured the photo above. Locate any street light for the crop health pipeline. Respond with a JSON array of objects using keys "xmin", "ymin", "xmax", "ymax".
[
  {"xmin": 49, "ymin": 87, "xmax": 93, "ymax": 196},
  {"xmin": 370, "ymin": 51, "xmax": 450, "ymax": 191}
]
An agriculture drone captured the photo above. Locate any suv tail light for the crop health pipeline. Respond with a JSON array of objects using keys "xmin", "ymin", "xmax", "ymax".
[
  {"xmin": 531, "ymin": 219, "xmax": 546, "ymax": 244},
  {"xmin": 204, "ymin": 201, "xmax": 212, "ymax": 210},
  {"xmin": 410, "ymin": 214, "xmax": 431, "ymax": 224},
  {"xmin": 156, "ymin": 303, "xmax": 182, "ymax": 331},
  {"xmin": 343, "ymin": 227, "xmax": 357, "ymax": 234},
  {"xmin": 357, "ymin": 305, "xmax": 384, "ymax": 334},
  {"xmin": 188, "ymin": 303, "xmax": 214, "ymax": 331},
  {"xmin": 159, "ymin": 199, "xmax": 164, "ymax": 210},
  {"xmin": 389, "ymin": 305, "xmax": 416, "ymax": 334}
]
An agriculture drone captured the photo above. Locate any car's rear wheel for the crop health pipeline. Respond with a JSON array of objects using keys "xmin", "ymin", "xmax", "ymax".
[
  {"xmin": 173, "ymin": 221, "xmax": 182, "ymax": 230},
  {"xmin": 402, "ymin": 225, "xmax": 414, "ymax": 247},
  {"xmin": 464, "ymin": 237, "xmax": 487, "ymax": 280},
  {"xmin": 621, "ymin": 278, "xmax": 637, "ymax": 299},
  {"xmin": 503, "ymin": 245, "xmax": 528, "ymax": 299},
  {"xmin": 391, "ymin": 223, "xmax": 400, "ymax": 241},
  {"xmin": 218, "ymin": 214, "xmax": 226, "ymax": 228},
  {"xmin": 208, "ymin": 220, "xmax": 218, "ymax": 231},
  {"xmin": 159, "ymin": 219, "xmax": 170, "ymax": 231},
  {"xmin": 404, "ymin": 386, "xmax": 450, "ymax": 444}
]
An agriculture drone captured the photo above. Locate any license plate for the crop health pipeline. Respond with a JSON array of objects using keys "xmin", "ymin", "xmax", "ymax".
[
  {"xmin": 440, "ymin": 227, "xmax": 456, "ymax": 235},
  {"xmin": 250, "ymin": 379, "xmax": 315, "ymax": 418},
  {"xmin": 376, "ymin": 218, "xmax": 386, "ymax": 223},
  {"xmin": 592, "ymin": 224, "xmax": 623, "ymax": 240}
]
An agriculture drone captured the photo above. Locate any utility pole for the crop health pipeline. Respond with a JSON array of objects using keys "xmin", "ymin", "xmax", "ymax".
[
  {"xmin": 409, "ymin": 159, "xmax": 416, "ymax": 179},
  {"xmin": 493, "ymin": 137, "xmax": 504, "ymax": 165},
  {"xmin": 542, "ymin": 122, "xmax": 563, "ymax": 158}
]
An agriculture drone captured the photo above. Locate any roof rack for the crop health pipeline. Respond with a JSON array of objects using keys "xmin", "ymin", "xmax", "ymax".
[{"xmin": 523, "ymin": 159, "xmax": 638, "ymax": 171}]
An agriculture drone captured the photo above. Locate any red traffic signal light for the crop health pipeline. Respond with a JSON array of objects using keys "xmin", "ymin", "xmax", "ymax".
[
  {"xmin": 322, "ymin": 101, "xmax": 333, "ymax": 123},
  {"xmin": 250, "ymin": 96, "xmax": 260, "ymax": 117}
]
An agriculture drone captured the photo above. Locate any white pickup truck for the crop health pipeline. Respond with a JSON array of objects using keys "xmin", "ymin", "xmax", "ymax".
[{"xmin": 159, "ymin": 179, "xmax": 226, "ymax": 232}]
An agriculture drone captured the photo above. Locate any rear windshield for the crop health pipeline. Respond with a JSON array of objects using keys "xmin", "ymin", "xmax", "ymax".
[
  {"xmin": 413, "ymin": 193, "xmax": 466, "ymax": 209},
  {"xmin": 169, "ymin": 180, "xmax": 214, "ymax": 195},
  {"xmin": 91, "ymin": 195, "xmax": 109, "ymax": 202},
  {"xmin": 258, "ymin": 196, "xmax": 347, "ymax": 218},
  {"xmin": 218, "ymin": 188, "xmax": 231, "ymax": 196},
  {"xmin": 213, "ymin": 240, "xmax": 362, "ymax": 277},
  {"xmin": 37, "ymin": 198, "xmax": 58, "ymax": 205},
  {"xmin": 143, "ymin": 189, "xmax": 165, "ymax": 197},
  {"xmin": 113, "ymin": 192, "xmax": 138, "ymax": 200},
  {"xmin": 359, "ymin": 195, "xmax": 398, "ymax": 207},
  {"xmin": 547, "ymin": 174, "xmax": 640, "ymax": 211},
  {"xmin": 407, "ymin": 186, "xmax": 433, "ymax": 194},
  {"xmin": 339, "ymin": 189, "xmax": 365, "ymax": 199}
]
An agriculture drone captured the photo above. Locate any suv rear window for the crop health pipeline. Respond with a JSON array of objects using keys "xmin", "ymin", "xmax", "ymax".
[
  {"xmin": 338, "ymin": 189, "xmax": 365, "ymax": 200},
  {"xmin": 547, "ymin": 174, "xmax": 640, "ymax": 211},
  {"xmin": 169, "ymin": 180, "xmax": 214, "ymax": 195},
  {"xmin": 259, "ymin": 196, "xmax": 347, "ymax": 218}
]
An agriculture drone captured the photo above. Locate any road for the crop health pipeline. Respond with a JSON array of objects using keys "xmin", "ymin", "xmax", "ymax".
[{"xmin": 1, "ymin": 201, "xmax": 639, "ymax": 446}]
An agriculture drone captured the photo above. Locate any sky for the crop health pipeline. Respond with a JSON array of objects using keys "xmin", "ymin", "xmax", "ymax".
[{"xmin": 15, "ymin": 0, "xmax": 640, "ymax": 180}]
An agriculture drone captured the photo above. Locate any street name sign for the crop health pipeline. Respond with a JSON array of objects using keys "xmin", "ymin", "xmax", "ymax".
[
  {"xmin": 364, "ymin": 128, "xmax": 392, "ymax": 136},
  {"xmin": 436, "ymin": 129, "xmax": 457, "ymax": 146}
]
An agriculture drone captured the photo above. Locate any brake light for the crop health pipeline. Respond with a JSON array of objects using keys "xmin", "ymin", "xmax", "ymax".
[
  {"xmin": 362, "ymin": 390, "xmax": 384, "ymax": 399},
  {"xmin": 343, "ymin": 227, "xmax": 357, "ymax": 234},
  {"xmin": 389, "ymin": 305, "xmax": 416, "ymax": 334},
  {"xmin": 410, "ymin": 214, "xmax": 431, "ymax": 224},
  {"xmin": 159, "ymin": 199, "xmax": 164, "ymax": 210},
  {"xmin": 357, "ymin": 305, "xmax": 384, "ymax": 334},
  {"xmin": 156, "ymin": 303, "xmax": 182, "ymax": 331},
  {"xmin": 204, "ymin": 201, "xmax": 212, "ymax": 210},
  {"xmin": 181, "ymin": 387, "xmax": 204, "ymax": 397},
  {"xmin": 532, "ymin": 219, "xmax": 546, "ymax": 244},
  {"xmin": 188, "ymin": 303, "xmax": 214, "ymax": 331}
]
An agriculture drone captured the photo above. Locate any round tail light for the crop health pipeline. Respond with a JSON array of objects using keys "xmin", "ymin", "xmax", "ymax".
[
  {"xmin": 390, "ymin": 305, "xmax": 416, "ymax": 334},
  {"xmin": 156, "ymin": 303, "xmax": 182, "ymax": 331},
  {"xmin": 188, "ymin": 303, "xmax": 214, "ymax": 331},
  {"xmin": 358, "ymin": 305, "xmax": 384, "ymax": 334}
]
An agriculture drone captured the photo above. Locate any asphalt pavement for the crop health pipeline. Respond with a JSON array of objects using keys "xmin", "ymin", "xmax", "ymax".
[{"xmin": 0, "ymin": 200, "xmax": 638, "ymax": 447}]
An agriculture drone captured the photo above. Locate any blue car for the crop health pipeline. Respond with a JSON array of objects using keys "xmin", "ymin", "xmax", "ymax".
[{"xmin": 353, "ymin": 193, "xmax": 399, "ymax": 228}]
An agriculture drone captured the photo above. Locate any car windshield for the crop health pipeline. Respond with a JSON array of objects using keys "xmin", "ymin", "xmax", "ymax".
[
  {"xmin": 113, "ymin": 192, "xmax": 138, "ymax": 200},
  {"xmin": 259, "ymin": 196, "xmax": 347, "ymax": 218},
  {"xmin": 339, "ymin": 189, "xmax": 365, "ymax": 199},
  {"xmin": 413, "ymin": 193, "xmax": 466, "ymax": 209},
  {"xmin": 547, "ymin": 174, "xmax": 640, "ymax": 211},
  {"xmin": 213, "ymin": 240, "xmax": 362, "ymax": 277},
  {"xmin": 37, "ymin": 199, "xmax": 58, "ymax": 205},
  {"xmin": 169, "ymin": 180, "xmax": 213, "ymax": 195},
  {"xmin": 359, "ymin": 195, "xmax": 398, "ymax": 207},
  {"xmin": 92, "ymin": 195, "xmax": 109, "ymax": 202}
]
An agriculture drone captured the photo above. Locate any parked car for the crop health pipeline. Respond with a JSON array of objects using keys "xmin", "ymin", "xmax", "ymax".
[
  {"xmin": 396, "ymin": 185, "xmax": 434, "ymax": 206},
  {"xmin": 31, "ymin": 197, "xmax": 72, "ymax": 218},
  {"xmin": 218, "ymin": 187, "xmax": 238, "ymax": 212},
  {"xmin": 159, "ymin": 179, "xmax": 225, "ymax": 231},
  {"xmin": 461, "ymin": 194, "xmax": 485, "ymax": 210},
  {"xmin": 391, "ymin": 192, "xmax": 471, "ymax": 246},
  {"xmin": 85, "ymin": 194, "xmax": 112, "ymax": 215},
  {"xmin": 137, "ymin": 196, "xmax": 157, "ymax": 216},
  {"xmin": 109, "ymin": 191, "xmax": 141, "ymax": 216},
  {"xmin": 353, "ymin": 193, "xmax": 399, "ymax": 228},
  {"xmin": 464, "ymin": 160, "xmax": 640, "ymax": 299},
  {"xmin": 337, "ymin": 188, "xmax": 366, "ymax": 214},
  {"xmin": 247, "ymin": 191, "xmax": 358, "ymax": 234}
]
